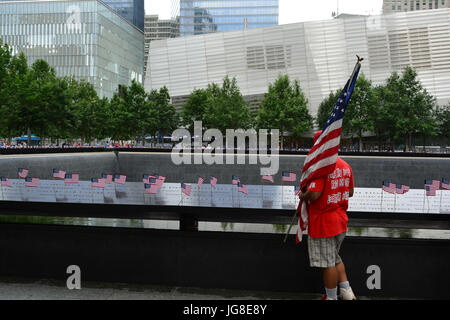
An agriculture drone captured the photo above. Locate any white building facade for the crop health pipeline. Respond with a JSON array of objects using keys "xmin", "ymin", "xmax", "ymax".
[{"xmin": 145, "ymin": 9, "xmax": 450, "ymax": 117}]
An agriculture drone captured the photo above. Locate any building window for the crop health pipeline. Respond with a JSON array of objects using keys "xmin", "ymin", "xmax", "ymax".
[{"xmin": 411, "ymin": 0, "xmax": 415, "ymax": 9}]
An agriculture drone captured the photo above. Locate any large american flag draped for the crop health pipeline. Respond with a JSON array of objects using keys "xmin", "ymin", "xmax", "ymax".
[{"xmin": 296, "ymin": 59, "xmax": 362, "ymax": 244}]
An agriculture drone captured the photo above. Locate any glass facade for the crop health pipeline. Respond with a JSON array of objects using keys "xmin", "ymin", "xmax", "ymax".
[
  {"xmin": 0, "ymin": 0, "xmax": 144, "ymax": 98},
  {"xmin": 145, "ymin": 9, "xmax": 450, "ymax": 117},
  {"xmin": 176, "ymin": 0, "xmax": 279, "ymax": 36},
  {"xmin": 102, "ymin": 0, "xmax": 144, "ymax": 31}
]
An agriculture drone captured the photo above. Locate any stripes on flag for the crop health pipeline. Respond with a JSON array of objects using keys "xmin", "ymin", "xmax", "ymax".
[
  {"xmin": 154, "ymin": 174, "xmax": 166, "ymax": 182},
  {"xmin": 91, "ymin": 178, "xmax": 105, "ymax": 188},
  {"xmin": 296, "ymin": 60, "xmax": 361, "ymax": 244},
  {"xmin": 395, "ymin": 184, "xmax": 409, "ymax": 194},
  {"xmin": 232, "ymin": 175, "xmax": 240, "ymax": 185},
  {"xmin": 18, "ymin": 168, "xmax": 28, "ymax": 179},
  {"xmin": 144, "ymin": 183, "xmax": 159, "ymax": 194},
  {"xmin": 210, "ymin": 176, "xmax": 217, "ymax": 188},
  {"xmin": 113, "ymin": 174, "xmax": 126, "ymax": 185},
  {"xmin": 442, "ymin": 178, "xmax": 450, "ymax": 190},
  {"xmin": 238, "ymin": 182, "xmax": 248, "ymax": 195},
  {"xmin": 425, "ymin": 185, "xmax": 436, "ymax": 197},
  {"xmin": 282, "ymin": 171, "xmax": 296, "ymax": 182},
  {"xmin": 425, "ymin": 179, "xmax": 440, "ymax": 191},
  {"xmin": 101, "ymin": 173, "xmax": 113, "ymax": 184},
  {"xmin": 382, "ymin": 181, "xmax": 396, "ymax": 194},
  {"xmin": 181, "ymin": 183, "xmax": 191, "ymax": 196},
  {"xmin": 25, "ymin": 177, "xmax": 39, "ymax": 187},
  {"xmin": 64, "ymin": 173, "xmax": 79, "ymax": 184},
  {"xmin": 295, "ymin": 186, "xmax": 301, "ymax": 196},
  {"xmin": 1, "ymin": 177, "xmax": 11, "ymax": 187},
  {"xmin": 262, "ymin": 175, "xmax": 274, "ymax": 183},
  {"xmin": 198, "ymin": 176, "xmax": 204, "ymax": 189},
  {"xmin": 53, "ymin": 169, "xmax": 66, "ymax": 179}
]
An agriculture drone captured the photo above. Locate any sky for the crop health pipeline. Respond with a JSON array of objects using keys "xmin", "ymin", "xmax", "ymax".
[{"xmin": 145, "ymin": 0, "xmax": 384, "ymax": 24}]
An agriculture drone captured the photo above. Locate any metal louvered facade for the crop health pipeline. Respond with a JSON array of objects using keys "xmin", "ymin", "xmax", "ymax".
[{"xmin": 145, "ymin": 8, "xmax": 450, "ymax": 117}]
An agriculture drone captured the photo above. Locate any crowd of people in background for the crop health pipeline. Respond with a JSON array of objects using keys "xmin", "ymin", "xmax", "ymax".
[{"xmin": 0, "ymin": 139, "xmax": 447, "ymax": 154}]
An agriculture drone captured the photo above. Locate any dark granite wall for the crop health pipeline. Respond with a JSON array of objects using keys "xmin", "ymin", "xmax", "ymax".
[{"xmin": 0, "ymin": 152, "xmax": 449, "ymax": 189}]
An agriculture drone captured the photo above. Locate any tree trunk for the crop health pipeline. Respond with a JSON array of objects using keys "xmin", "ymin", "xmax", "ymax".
[
  {"xmin": 359, "ymin": 136, "xmax": 363, "ymax": 152},
  {"xmin": 405, "ymin": 135, "xmax": 409, "ymax": 152},
  {"xmin": 27, "ymin": 127, "xmax": 31, "ymax": 147}
]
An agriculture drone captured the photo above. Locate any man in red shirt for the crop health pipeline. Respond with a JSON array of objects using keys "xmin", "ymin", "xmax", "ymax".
[{"xmin": 299, "ymin": 130, "xmax": 356, "ymax": 300}]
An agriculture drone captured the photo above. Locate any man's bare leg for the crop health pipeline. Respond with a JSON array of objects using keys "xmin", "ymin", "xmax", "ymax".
[{"xmin": 336, "ymin": 262, "xmax": 348, "ymax": 283}]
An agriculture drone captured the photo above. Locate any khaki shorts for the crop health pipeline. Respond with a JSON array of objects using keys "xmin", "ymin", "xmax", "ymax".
[{"xmin": 308, "ymin": 232, "xmax": 346, "ymax": 268}]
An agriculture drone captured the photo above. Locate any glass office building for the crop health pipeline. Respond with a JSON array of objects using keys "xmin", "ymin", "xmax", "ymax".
[
  {"xmin": 102, "ymin": 0, "xmax": 144, "ymax": 31},
  {"xmin": 172, "ymin": 0, "xmax": 279, "ymax": 36},
  {"xmin": 0, "ymin": 0, "xmax": 144, "ymax": 98}
]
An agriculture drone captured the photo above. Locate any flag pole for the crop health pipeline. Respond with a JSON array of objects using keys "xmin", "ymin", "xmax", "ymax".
[
  {"xmin": 394, "ymin": 193, "xmax": 397, "ymax": 213},
  {"xmin": 283, "ymin": 55, "xmax": 363, "ymax": 244},
  {"xmin": 283, "ymin": 207, "xmax": 299, "ymax": 243},
  {"xmin": 422, "ymin": 189, "xmax": 426, "ymax": 213}
]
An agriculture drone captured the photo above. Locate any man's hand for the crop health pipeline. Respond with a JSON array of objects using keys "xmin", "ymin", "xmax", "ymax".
[{"xmin": 299, "ymin": 190, "xmax": 322, "ymax": 202}]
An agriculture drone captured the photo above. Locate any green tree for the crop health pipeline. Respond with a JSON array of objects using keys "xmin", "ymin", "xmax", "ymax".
[
  {"xmin": 257, "ymin": 74, "xmax": 312, "ymax": 149},
  {"xmin": 181, "ymin": 88, "xmax": 210, "ymax": 134},
  {"xmin": 434, "ymin": 104, "xmax": 450, "ymax": 145},
  {"xmin": 316, "ymin": 89, "xmax": 342, "ymax": 129},
  {"xmin": 344, "ymin": 74, "xmax": 377, "ymax": 151},
  {"xmin": 203, "ymin": 76, "xmax": 253, "ymax": 134},
  {"xmin": 397, "ymin": 66, "xmax": 437, "ymax": 150},
  {"xmin": 147, "ymin": 86, "xmax": 179, "ymax": 145},
  {"xmin": 0, "ymin": 41, "xmax": 25, "ymax": 142},
  {"xmin": 67, "ymin": 78, "xmax": 102, "ymax": 144}
]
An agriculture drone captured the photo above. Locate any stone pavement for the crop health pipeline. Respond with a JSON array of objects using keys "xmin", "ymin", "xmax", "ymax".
[{"xmin": 0, "ymin": 276, "xmax": 394, "ymax": 300}]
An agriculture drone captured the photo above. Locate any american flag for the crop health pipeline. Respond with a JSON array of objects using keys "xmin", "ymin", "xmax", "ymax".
[
  {"xmin": 396, "ymin": 184, "xmax": 409, "ymax": 194},
  {"xmin": 149, "ymin": 176, "xmax": 163, "ymax": 188},
  {"xmin": 101, "ymin": 173, "xmax": 113, "ymax": 184},
  {"xmin": 382, "ymin": 181, "xmax": 396, "ymax": 194},
  {"xmin": 426, "ymin": 185, "xmax": 436, "ymax": 197},
  {"xmin": 262, "ymin": 175, "xmax": 274, "ymax": 183},
  {"xmin": 425, "ymin": 179, "xmax": 440, "ymax": 191},
  {"xmin": 282, "ymin": 171, "xmax": 296, "ymax": 182},
  {"xmin": 198, "ymin": 176, "xmax": 204, "ymax": 188},
  {"xmin": 25, "ymin": 177, "xmax": 39, "ymax": 187},
  {"xmin": 64, "ymin": 173, "xmax": 79, "ymax": 184},
  {"xmin": 210, "ymin": 176, "xmax": 217, "ymax": 188},
  {"xmin": 442, "ymin": 178, "xmax": 450, "ymax": 190},
  {"xmin": 295, "ymin": 186, "xmax": 301, "ymax": 196},
  {"xmin": 296, "ymin": 60, "xmax": 361, "ymax": 244},
  {"xmin": 53, "ymin": 169, "xmax": 66, "ymax": 179},
  {"xmin": 91, "ymin": 178, "xmax": 105, "ymax": 188},
  {"xmin": 143, "ymin": 174, "xmax": 149, "ymax": 184},
  {"xmin": 232, "ymin": 175, "xmax": 240, "ymax": 185},
  {"xmin": 114, "ymin": 174, "xmax": 126, "ymax": 184},
  {"xmin": 18, "ymin": 168, "xmax": 28, "ymax": 179},
  {"xmin": 238, "ymin": 182, "xmax": 248, "ymax": 195},
  {"xmin": 1, "ymin": 177, "xmax": 11, "ymax": 187},
  {"xmin": 181, "ymin": 183, "xmax": 191, "ymax": 196},
  {"xmin": 144, "ymin": 183, "xmax": 158, "ymax": 194},
  {"xmin": 154, "ymin": 174, "xmax": 166, "ymax": 182}
]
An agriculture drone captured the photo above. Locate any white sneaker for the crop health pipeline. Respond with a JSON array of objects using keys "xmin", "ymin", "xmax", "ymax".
[{"xmin": 340, "ymin": 287, "xmax": 357, "ymax": 300}]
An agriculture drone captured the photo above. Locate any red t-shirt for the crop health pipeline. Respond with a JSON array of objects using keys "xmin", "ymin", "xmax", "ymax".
[{"xmin": 306, "ymin": 157, "xmax": 354, "ymax": 238}]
